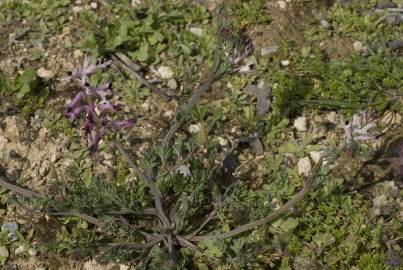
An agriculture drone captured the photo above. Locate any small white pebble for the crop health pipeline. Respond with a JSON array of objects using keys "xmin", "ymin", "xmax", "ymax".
[
  {"xmin": 167, "ymin": 79, "xmax": 177, "ymax": 90},
  {"xmin": 277, "ymin": 0, "xmax": 287, "ymax": 9},
  {"xmin": 320, "ymin": 19, "xmax": 331, "ymax": 29},
  {"xmin": 189, "ymin": 27, "xmax": 203, "ymax": 37},
  {"xmin": 163, "ymin": 110, "xmax": 174, "ymax": 120},
  {"xmin": 226, "ymin": 81, "xmax": 234, "ymax": 90},
  {"xmin": 326, "ymin": 111, "xmax": 338, "ymax": 124},
  {"xmin": 28, "ymin": 248, "xmax": 37, "ymax": 257},
  {"xmin": 131, "ymin": 0, "xmax": 142, "ymax": 7},
  {"xmin": 157, "ymin": 65, "xmax": 174, "ymax": 80},
  {"xmin": 217, "ymin": 136, "xmax": 228, "ymax": 146},
  {"xmin": 189, "ymin": 124, "xmax": 201, "ymax": 134},
  {"xmin": 73, "ymin": 49, "xmax": 83, "ymax": 59},
  {"xmin": 37, "ymin": 68, "xmax": 54, "ymax": 79},
  {"xmin": 298, "ymin": 157, "xmax": 312, "ymax": 177},
  {"xmin": 90, "ymin": 2, "xmax": 97, "ymax": 9},
  {"xmin": 140, "ymin": 102, "xmax": 151, "ymax": 112},
  {"xmin": 176, "ymin": 165, "xmax": 191, "ymax": 177},
  {"xmin": 50, "ymin": 153, "xmax": 58, "ymax": 163},
  {"xmin": 15, "ymin": 245, "xmax": 24, "ymax": 255},
  {"xmin": 270, "ymin": 198, "xmax": 281, "ymax": 210},
  {"xmin": 353, "ymin": 41, "xmax": 364, "ymax": 52},
  {"xmin": 281, "ymin": 59, "xmax": 290, "ymax": 66},
  {"xmin": 294, "ymin": 116, "xmax": 308, "ymax": 132},
  {"xmin": 72, "ymin": 6, "xmax": 83, "ymax": 13},
  {"xmin": 309, "ymin": 151, "xmax": 322, "ymax": 164},
  {"xmin": 120, "ymin": 265, "xmax": 130, "ymax": 270}
]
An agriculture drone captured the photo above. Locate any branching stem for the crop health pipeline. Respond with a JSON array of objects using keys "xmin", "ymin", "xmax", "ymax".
[
  {"xmin": 188, "ymin": 158, "xmax": 323, "ymax": 241},
  {"xmin": 112, "ymin": 140, "xmax": 171, "ymax": 228},
  {"xmin": 111, "ymin": 52, "xmax": 171, "ymax": 101},
  {"xmin": 0, "ymin": 176, "xmax": 45, "ymax": 199},
  {"xmin": 162, "ymin": 69, "xmax": 217, "ymax": 146}
]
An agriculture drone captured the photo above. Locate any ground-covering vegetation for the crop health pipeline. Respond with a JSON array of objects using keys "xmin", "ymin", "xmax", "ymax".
[{"xmin": 0, "ymin": 0, "xmax": 402, "ymax": 269}]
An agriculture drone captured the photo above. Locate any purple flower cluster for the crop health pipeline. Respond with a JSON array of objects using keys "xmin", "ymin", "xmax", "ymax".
[{"xmin": 64, "ymin": 56, "xmax": 135, "ymax": 153}]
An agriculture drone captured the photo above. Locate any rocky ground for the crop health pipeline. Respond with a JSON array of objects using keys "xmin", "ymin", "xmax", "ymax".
[{"xmin": 0, "ymin": 0, "xmax": 402, "ymax": 269}]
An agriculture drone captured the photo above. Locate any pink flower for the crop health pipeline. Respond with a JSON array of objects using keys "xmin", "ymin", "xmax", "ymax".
[
  {"xmin": 66, "ymin": 56, "xmax": 112, "ymax": 84},
  {"xmin": 64, "ymin": 56, "xmax": 135, "ymax": 155}
]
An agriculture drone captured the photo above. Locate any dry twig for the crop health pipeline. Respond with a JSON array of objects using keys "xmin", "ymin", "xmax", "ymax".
[{"xmin": 111, "ymin": 52, "xmax": 171, "ymax": 101}]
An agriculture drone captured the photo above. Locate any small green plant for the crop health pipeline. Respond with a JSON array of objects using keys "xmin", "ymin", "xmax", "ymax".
[{"xmin": 0, "ymin": 67, "xmax": 50, "ymax": 117}]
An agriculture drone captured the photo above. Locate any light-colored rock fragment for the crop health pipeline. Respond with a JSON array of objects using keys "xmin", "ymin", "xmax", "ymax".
[
  {"xmin": 176, "ymin": 165, "xmax": 191, "ymax": 177},
  {"xmin": 140, "ymin": 101, "xmax": 151, "ymax": 112},
  {"xmin": 4, "ymin": 116, "xmax": 20, "ymax": 138},
  {"xmin": 28, "ymin": 247, "xmax": 37, "ymax": 256},
  {"xmin": 73, "ymin": 49, "xmax": 83, "ymax": 59},
  {"xmin": 309, "ymin": 151, "xmax": 322, "ymax": 164},
  {"xmin": 189, "ymin": 27, "xmax": 203, "ymax": 37},
  {"xmin": 281, "ymin": 59, "xmax": 290, "ymax": 66},
  {"xmin": 50, "ymin": 153, "xmax": 58, "ymax": 163},
  {"xmin": 277, "ymin": 1, "xmax": 287, "ymax": 9},
  {"xmin": 90, "ymin": 2, "xmax": 97, "ymax": 9},
  {"xmin": 163, "ymin": 110, "xmax": 174, "ymax": 120},
  {"xmin": 84, "ymin": 259, "xmax": 115, "ymax": 270},
  {"xmin": 326, "ymin": 111, "xmax": 338, "ymax": 124},
  {"xmin": 0, "ymin": 136, "xmax": 9, "ymax": 152},
  {"xmin": 157, "ymin": 66, "xmax": 174, "ymax": 80},
  {"xmin": 167, "ymin": 79, "xmax": 177, "ymax": 90},
  {"xmin": 189, "ymin": 124, "xmax": 201, "ymax": 134},
  {"xmin": 320, "ymin": 19, "xmax": 331, "ymax": 29},
  {"xmin": 270, "ymin": 198, "xmax": 281, "ymax": 210},
  {"xmin": 217, "ymin": 136, "xmax": 228, "ymax": 146},
  {"xmin": 39, "ymin": 160, "xmax": 51, "ymax": 177},
  {"xmin": 298, "ymin": 157, "xmax": 312, "ymax": 177},
  {"xmin": 72, "ymin": 6, "xmax": 83, "ymax": 13},
  {"xmin": 37, "ymin": 68, "xmax": 55, "ymax": 79},
  {"xmin": 294, "ymin": 117, "xmax": 308, "ymax": 132},
  {"xmin": 131, "ymin": 0, "xmax": 142, "ymax": 7},
  {"xmin": 353, "ymin": 41, "xmax": 364, "ymax": 52},
  {"xmin": 15, "ymin": 245, "xmax": 24, "ymax": 255},
  {"xmin": 0, "ymin": 246, "xmax": 9, "ymax": 257}
]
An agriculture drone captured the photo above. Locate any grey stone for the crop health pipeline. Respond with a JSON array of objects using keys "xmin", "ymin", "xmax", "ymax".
[
  {"xmin": 167, "ymin": 79, "xmax": 177, "ymax": 90},
  {"xmin": 320, "ymin": 19, "xmax": 331, "ymax": 29},
  {"xmin": 1, "ymin": 221, "xmax": 18, "ymax": 241}
]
